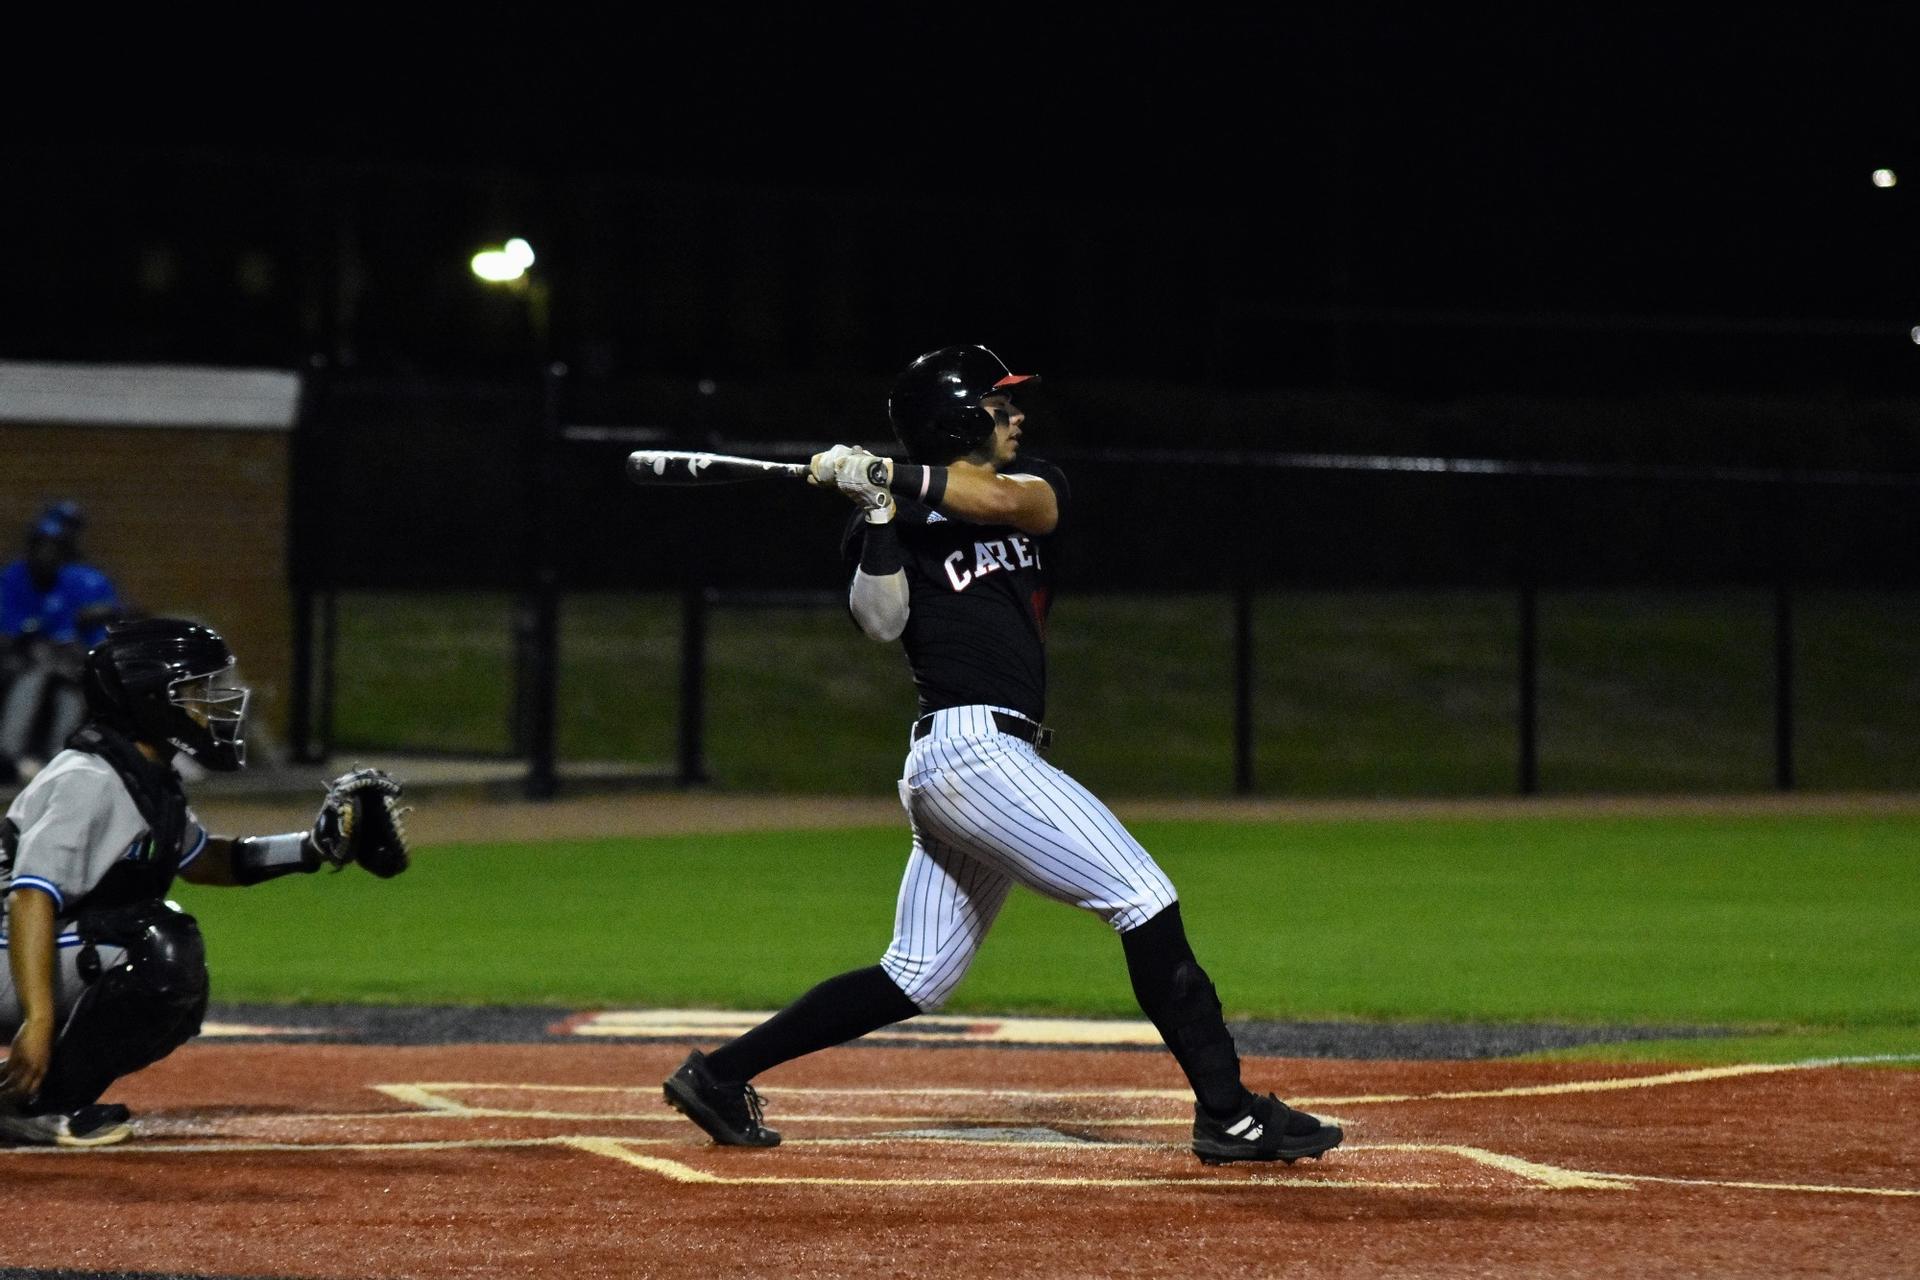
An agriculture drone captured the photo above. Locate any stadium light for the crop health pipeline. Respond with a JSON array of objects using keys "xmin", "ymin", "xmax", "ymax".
[
  {"xmin": 1872, "ymin": 169, "xmax": 1898, "ymax": 188},
  {"xmin": 471, "ymin": 237, "xmax": 537, "ymax": 284}
]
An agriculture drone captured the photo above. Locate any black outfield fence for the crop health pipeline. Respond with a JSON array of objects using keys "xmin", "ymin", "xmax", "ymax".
[{"xmin": 287, "ymin": 367, "xmax": 1920, "ymax": 797}]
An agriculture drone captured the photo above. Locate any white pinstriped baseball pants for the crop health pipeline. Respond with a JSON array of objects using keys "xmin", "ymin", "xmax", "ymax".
[{"xmin": 880, "ymin": 704, "xmax": 1179, "ymax": 1011}]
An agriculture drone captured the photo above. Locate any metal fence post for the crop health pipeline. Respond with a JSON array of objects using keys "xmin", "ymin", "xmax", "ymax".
[
  {"xmin": 678, "ymin": 586, "xmax": 710, "ymax": 785},
  {"xmin": 1771, "ymin": 476, "xmax": 1797, "ymax": 791},
  {"xmin": 1515, "ymin": 465, "xmax": 1542, "ymax": 797},
  {"xmin": 1233, "ymin": 579, "xmax": 1255, "ymax": 795},
  {"xmin": 1774, "ymin": 579, "xmax": 1795, "ymax": 791},
  {"xmin": 289, "ymin": 587, "xmax": 316, "ymax": 763},
  {"xmin": 1230, "ymin": 440, "xmax": 1260, "ymax": 796},
  {"xmin": 520, "ymin": 574, "xmax": 561, "ymax": 800},
  {"xmin": 520, "ymin": 362, "xmax": 566, "ymax": 800},
  {"xmin": 287, "ymin": 352, "xmax": 327, "ymax": 765},
  {"xmin": 1517, "ymin": 580, "xmax": 1539, "ymax": 795},
  {"xmin": 317, "ymin": 590, "xmax": 337, "ymax": 760}
]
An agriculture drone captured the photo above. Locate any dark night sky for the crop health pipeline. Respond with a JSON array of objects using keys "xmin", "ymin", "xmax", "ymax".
[{"xmin": 6, "ymin": 3, "xmax": 1916, "ymax": 389}]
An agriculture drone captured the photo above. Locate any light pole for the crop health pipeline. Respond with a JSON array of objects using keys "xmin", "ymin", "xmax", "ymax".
[{"xmin": 474, "ymin": 236, "xmax": 563, "ymax": 799}]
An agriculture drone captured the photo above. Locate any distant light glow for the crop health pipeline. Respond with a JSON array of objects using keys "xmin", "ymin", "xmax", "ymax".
[
  {"xmin": 1872, "ymin": 169, "xmax": 1898, "ymax": 188},
  {"xmin": 698, "ymin": 379, "xmax": 717, "ymax": 396},
  {"xmin": 471, "ymin": 249, "xmax": 525, "ymax": 283},
  {"xmin": 471, "ymin": 238, "xmax": 535, "ymax": 283},
  {"xmin": 1910, "ymin": 325, "xmax": 1920, "ymax": 345}
]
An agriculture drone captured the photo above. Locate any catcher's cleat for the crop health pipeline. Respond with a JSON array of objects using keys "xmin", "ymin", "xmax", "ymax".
[
  {"xmin": 1192, "ymin": 1092, "xmax": 1341, "ymax": 1166},
  {"xmin": 663, "ymin": 1051, "xmax": 781, "ymax": 1147},
  {"xmin": 0, "ymin": 1102, "xmax": 133, "ymax": 1149}
]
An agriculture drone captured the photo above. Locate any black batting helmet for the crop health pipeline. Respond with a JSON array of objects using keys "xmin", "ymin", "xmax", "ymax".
[
  {"xmin": 887, "ymin": 345, "xmax": 1039, "ymax": 462},
  {"xmin": 81, "ymin": 619, "xmax": 251, "ymax": 771}
]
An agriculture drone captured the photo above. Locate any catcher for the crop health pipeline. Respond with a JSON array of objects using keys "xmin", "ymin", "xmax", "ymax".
[{"xmin": 0, "ymin": 618, "xmax": 409, "ymax": 1147}]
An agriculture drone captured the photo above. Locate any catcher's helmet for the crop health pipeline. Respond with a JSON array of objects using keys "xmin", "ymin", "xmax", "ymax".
[
  {"xmin": 81, "ymin": 619, "xmax": 251, "ymax": 771},
  {"xmin": 887, "ymin": 345, "xmax": 1039, "ymax": 462}
]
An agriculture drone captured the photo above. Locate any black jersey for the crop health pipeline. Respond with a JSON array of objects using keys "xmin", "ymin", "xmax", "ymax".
[{"xmin": 844, "ymin": 459, "xmax": 1069, "ymax": 721}]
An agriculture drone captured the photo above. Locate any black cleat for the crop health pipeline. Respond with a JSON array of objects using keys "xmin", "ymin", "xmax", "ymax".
[
  {"xmin": 1192, "ymin": 1092, "xmax": 1342, "ymax": 1166},
  {"xmin": 0, "ymin": 1101, "xmax": 133, "ymax": 1148},
  {"xmin": 663, "ymin": 1051, "xmax": 781, "ymax": 1147},
  {"xmin": 62, "ymin": 1104, "xmax": 133, "ymax": 1147}
]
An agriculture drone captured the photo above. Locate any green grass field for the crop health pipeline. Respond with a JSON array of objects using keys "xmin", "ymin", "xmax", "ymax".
[
  {"xmin": 174, "ymin": 810, "xmax": 1920, "ymax": 1065},
  {"xmin": 331, "ymin": 589, "xmax": 1920, "ymax": 795}
]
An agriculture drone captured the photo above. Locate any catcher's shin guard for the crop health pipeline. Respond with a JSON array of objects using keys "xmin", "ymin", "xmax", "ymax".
[{"xmin": 35, "ymin": 905, "xmax": 210, "ymax": 1111}]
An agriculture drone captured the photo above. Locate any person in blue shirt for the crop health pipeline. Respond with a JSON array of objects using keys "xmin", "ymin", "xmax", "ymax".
[{"xmin": 1, "ymin": 506, "xmax": 124, "ymax": 783}]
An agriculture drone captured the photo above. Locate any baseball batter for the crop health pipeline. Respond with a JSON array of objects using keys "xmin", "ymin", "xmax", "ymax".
[
  {"xmin": 0, "ymin": 618, "xmax": 410, "ymax": 1147},
  {"xmin": 665, "ymin": 346, "xmax": 1342, "ymax": 1166}
]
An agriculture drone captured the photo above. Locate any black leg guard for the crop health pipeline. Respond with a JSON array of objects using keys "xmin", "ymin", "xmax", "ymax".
[
  {"xmin": 35, "ymin": 904, "xmax": 210, "ymax": 1111},
  {"xmin": 1122, "ymin": 905, "xmax": 1249, "ymax": 1119},
  {"xmin": 1160, "ymin": 961, "xmax": 1248, "ymax": 1118},
  {"xmin": 704, "ymin": 966, "xmax": 920, "ymax": 1084}
]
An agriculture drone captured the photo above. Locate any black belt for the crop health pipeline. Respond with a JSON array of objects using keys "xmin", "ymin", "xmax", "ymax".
[{"xmin": 913, "ymin": 711, "xmax": 1054, "ymax": 751}]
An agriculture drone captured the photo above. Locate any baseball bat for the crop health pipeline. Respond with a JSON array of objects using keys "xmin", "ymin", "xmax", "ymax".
[{"xmin": 625, "ymin": 450, "xmax": 811, "ymax": 486}]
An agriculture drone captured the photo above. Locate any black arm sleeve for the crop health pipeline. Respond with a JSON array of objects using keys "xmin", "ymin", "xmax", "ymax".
[{"xmin": 858, "ymin": 520, "xmax": 903, "ymax": 575}]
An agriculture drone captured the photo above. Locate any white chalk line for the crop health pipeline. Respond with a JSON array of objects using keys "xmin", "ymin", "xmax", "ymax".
[
  {"xmin": 1364, "ymin": 1143, "xmax": 1625, "ymax": 1191},
  {"xmin": 1300, "ymin": 1054, "xmax": 1920, "ymax": 1106},
  {"xmin": 1582, "ymin": 1170, "xmax": 1920, "ymax": 1198}
]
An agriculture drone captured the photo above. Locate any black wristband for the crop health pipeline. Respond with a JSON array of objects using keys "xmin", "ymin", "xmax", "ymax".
[
  {"xmin": 887, "ymin": 463, "xmax": 948, "ymax": 507},
  {"xmin": 859, "ymin": 519, "xmax": 903, "ymax": 576}
]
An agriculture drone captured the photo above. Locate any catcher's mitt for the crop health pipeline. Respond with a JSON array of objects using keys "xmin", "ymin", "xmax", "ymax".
[{"xmin": 311, "ymin": 767, "xmax": 411, "ymax": 878}]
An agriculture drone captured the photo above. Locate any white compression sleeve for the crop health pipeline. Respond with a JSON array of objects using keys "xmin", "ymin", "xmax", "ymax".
[{"xmin": 849, "ymin": 569, "xmax": 910, "ymax": 642}]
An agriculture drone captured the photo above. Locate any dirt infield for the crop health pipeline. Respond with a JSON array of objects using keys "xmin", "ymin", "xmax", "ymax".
[
  {"xmin": 3, "ymin": 1040, "xmax": 1914, "ymax": 1279},
  {"xmin": 7, "ymin": 790, "xmax": 1914, "ymax": 1278}
]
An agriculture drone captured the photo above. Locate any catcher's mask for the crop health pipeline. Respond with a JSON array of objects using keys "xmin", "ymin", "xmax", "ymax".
[
  {"xmin": 887, "ymin": 345, "xmax": 1039, "ymax": 463},
  {"xmin": 81, "ymin": 618, "xmax": 251, "ymax": 771}
]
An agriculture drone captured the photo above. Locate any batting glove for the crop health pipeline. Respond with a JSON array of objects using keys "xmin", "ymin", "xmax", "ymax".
[
  {"xmin": 809, "ymin": 444, "xmax": 862, "ymax": 486},
  {"xmin": 832, "ymin": 451, "xmax": 891, "ymax": 491},
  {"xmin": 831, "ymin": 451, "xmax": 894, "ymax": 521}
]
